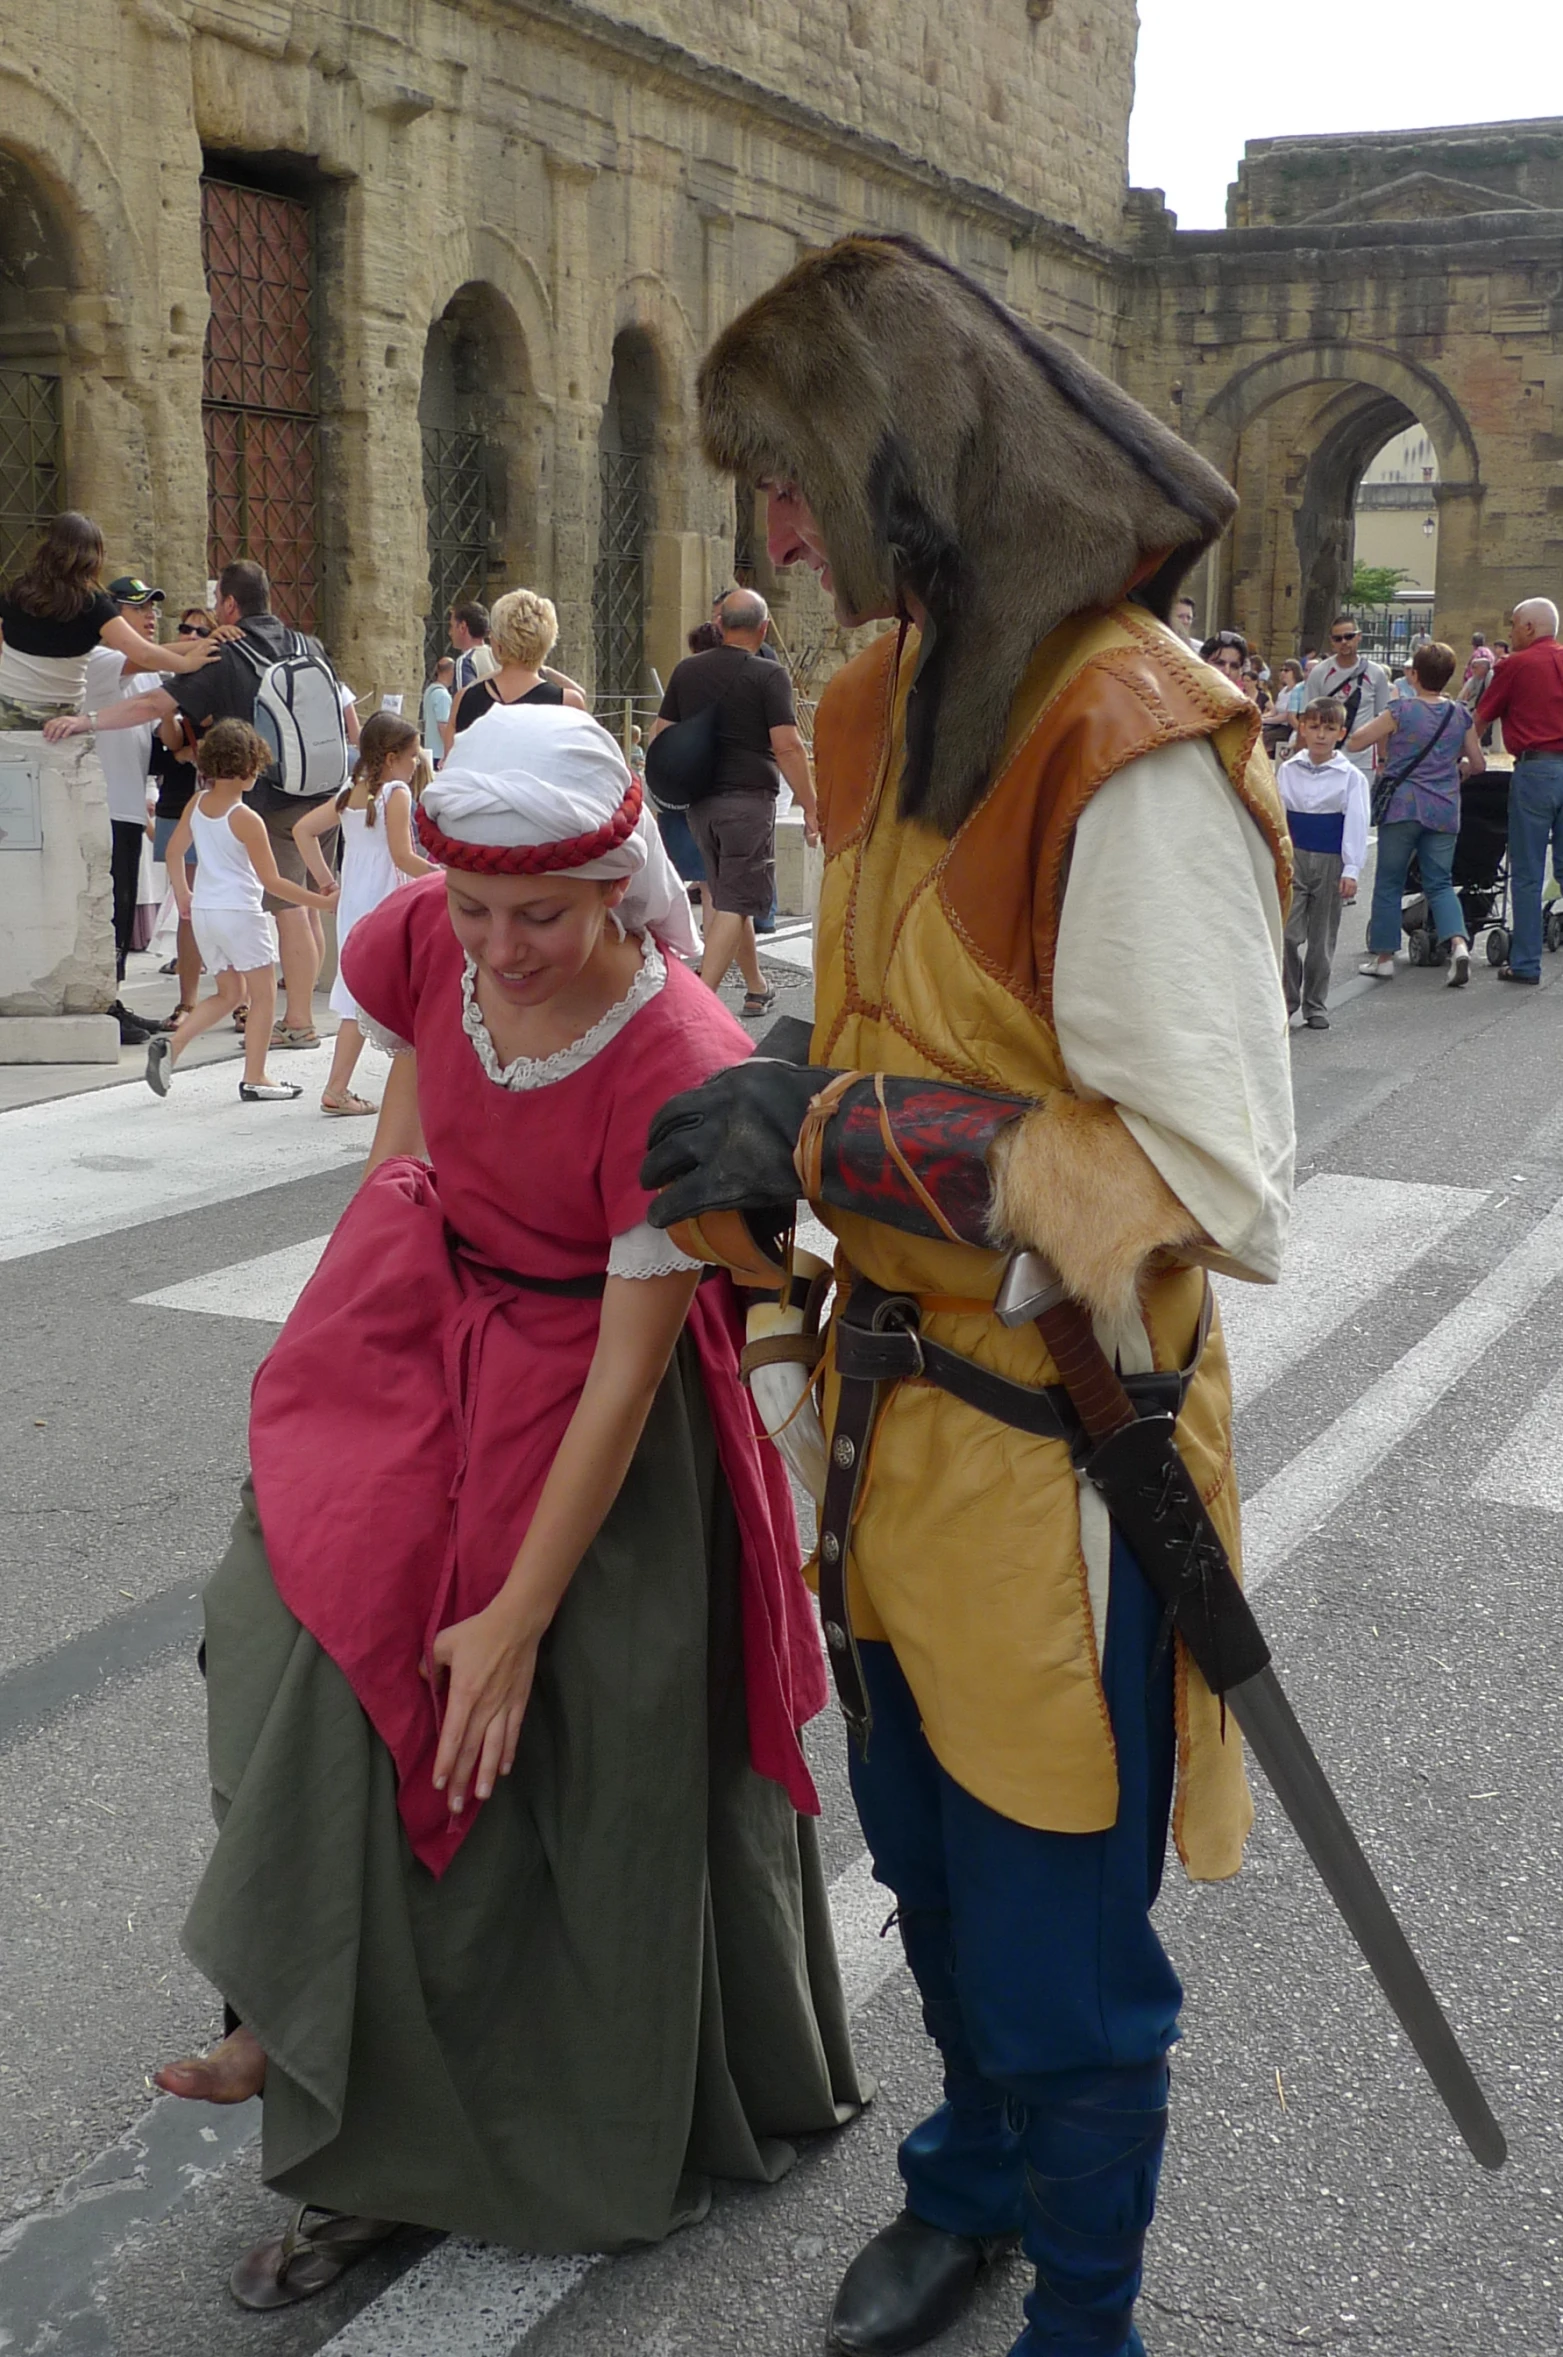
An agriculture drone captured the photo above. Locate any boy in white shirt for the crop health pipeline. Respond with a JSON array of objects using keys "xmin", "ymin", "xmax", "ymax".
[{"xmin": 1277, "ymin": 696, "xmax": 1370, "ymax": 1030}]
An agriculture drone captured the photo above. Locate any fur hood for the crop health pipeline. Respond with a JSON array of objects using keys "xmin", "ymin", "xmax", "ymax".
[{"xmin": 698, "ymin": 235, "xmax": 1238, "ymax": 836}]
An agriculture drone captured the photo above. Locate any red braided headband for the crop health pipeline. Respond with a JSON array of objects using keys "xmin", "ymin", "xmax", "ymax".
[{"xmin": 416, "ymin": 778, "xmax": 643, "ymax": 874}]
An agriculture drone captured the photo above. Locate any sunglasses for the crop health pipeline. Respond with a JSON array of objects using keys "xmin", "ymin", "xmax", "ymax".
[
  {"xmin": 177, "ymin": 623, "xmax": 212, "ymax": 638},
  {"xmin": 1331, "ymin": 631, "xmax": 1359, "ymax": 643}
]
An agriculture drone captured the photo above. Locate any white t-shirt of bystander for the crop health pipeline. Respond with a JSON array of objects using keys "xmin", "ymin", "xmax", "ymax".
[{"xmin": 83, "ymin": 645, "xmax": 163, "ymax": 825}]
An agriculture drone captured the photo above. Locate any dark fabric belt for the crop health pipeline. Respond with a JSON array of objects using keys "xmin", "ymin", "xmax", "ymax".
[
  {"xmin": 1514, "ymin": 747, "xmax": 1563, "ymax": 762},
  {"xmin": 450, "ymin": 1235, "xmax": 607, "ymax": 1298},
  {"xmin": 1286, "ymin": 807, "xmax": 1345, "ymax": 856},
  {"xmin": 816, "ymin": 1273, "xmax": 1211, "ymax": 1743}
]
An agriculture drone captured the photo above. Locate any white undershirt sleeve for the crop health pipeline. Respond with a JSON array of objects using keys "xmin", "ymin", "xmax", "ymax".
[
  {"xmin": 607, "ymin": 1220, "xmax": 704, "ymax": 1280},
  {"xmin": 1053, "ymin": 738, "xmax": 1295, "ymax": 1286}
]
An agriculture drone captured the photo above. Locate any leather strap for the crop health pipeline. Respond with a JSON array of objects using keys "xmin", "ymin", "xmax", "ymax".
[{"xmin": 815, "ymin": 1275, "xmax": 1213, "ymax": 1741}]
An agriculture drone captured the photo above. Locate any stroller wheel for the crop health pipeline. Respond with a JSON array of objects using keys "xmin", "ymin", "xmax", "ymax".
[
  {"xmin": 1487, "ymin": 927, "xmax": 1510, "ymax": 967},
  {"xmin": 1407, "ymin": 932, "xmax": 1429, "ymax": 966},
  {"xmin": 1548, "ymin": 911, "xmax": 1563, "ymax": 953}
]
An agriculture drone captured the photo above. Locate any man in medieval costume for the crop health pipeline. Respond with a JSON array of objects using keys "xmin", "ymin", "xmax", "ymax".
[{"xmin": 643, "ymin": 236, "xmax": 1295, "ymax": 2357}]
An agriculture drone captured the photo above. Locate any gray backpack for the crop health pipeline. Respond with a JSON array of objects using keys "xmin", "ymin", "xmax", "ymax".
[{"xmin": 234, "ymin": 630, "xmax": 350, "ymax": 798}]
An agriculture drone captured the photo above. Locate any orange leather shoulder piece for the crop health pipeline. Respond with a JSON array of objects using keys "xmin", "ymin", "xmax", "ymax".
[
  {"xmin": 812, "ymin": 629, "xmax": 903, "ymax": 856},
  {"xmin": 939, "ymin": 620, "xmax": 1265, "ymax": 1019}
]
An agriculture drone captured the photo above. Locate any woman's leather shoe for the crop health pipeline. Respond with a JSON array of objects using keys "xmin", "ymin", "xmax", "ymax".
[{"xmin": 827, "ymin": 2209, "xmax": 1017, "ymax": 2353}]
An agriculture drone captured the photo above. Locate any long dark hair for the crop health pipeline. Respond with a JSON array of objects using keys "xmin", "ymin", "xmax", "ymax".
[
  {"xmin": 337, "ymin": 711, "xmax": 419, "ymax": 829},
  {"xmin": 5, "ymin": 512, "xmax": 106, "ymax": 622}
]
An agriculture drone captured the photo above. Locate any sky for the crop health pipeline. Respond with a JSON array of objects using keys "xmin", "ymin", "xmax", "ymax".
[{"xmin": 1127, "ymin": 0, "xmax": 1563, "ymax": 230}]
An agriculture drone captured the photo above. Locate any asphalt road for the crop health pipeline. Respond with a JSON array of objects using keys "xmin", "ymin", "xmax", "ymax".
[{"xmin": 3, "ymin": 920, "xmax": 1563, "ymax": 2357}]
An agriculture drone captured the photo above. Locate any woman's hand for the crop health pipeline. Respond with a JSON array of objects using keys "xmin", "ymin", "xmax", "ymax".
[{"xmin": 427, "ymin": 1594, "xmax": 544, "ymax": 1814}]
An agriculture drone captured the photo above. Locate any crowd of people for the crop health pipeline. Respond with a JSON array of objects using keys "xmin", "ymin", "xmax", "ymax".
[{"xmin": 1182, "ymin": 599, "xmax": 1563, "ymax": 1028}]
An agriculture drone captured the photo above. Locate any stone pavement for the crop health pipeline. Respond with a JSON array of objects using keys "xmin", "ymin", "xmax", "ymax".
[{"xmin": 3, "ymin": 913, "xmax": 1563, "ymax": 2356}]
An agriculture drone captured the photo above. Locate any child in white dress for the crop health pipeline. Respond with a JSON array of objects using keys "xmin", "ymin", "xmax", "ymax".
[
  {"xmin": 148, "ymin": 721, "xmax": 338, "ymax": 1103},
  {"xmin": 294, "ymin": 711, "xmax": 435, "ymax": 1115}
]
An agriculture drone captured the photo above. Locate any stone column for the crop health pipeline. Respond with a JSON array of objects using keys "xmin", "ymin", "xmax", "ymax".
[
  {"xmin": 0, "ymin": 738, "xmax": 118, "ymax": 1062},
  {"xmin": 1430, "ymin": 481, "xmax": 1487, "ymax": 652},
  {"xmin": 545, "ymin": 155, "xmax": 601, "ymax": 690}
]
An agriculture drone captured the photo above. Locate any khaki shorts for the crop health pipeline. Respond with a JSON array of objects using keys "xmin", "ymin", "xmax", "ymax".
[
  {"xmin": 259, "ymin": 800, "xmax": 334, "ymax": 913},
  {"xmin": 688, "ymin": 790, "xmax": 775, "ymax": 919}
]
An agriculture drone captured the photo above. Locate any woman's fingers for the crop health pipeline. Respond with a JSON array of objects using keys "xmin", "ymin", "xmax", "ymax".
[
  {"xmin": 474, "ymin": 1712, "xmax": 509, "ymax": 1803},
  {"xmin": 499, "ymin": 1703, "xmax": 524, "ymax": 1780}
]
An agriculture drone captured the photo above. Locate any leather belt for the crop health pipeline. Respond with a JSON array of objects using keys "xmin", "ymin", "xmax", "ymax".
[{"xmin": 815, "ymin": 1273, "xmax": 1212, "ymax": 1745}]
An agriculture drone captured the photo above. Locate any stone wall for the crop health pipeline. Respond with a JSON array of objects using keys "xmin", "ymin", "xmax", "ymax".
[{"xmin": 0, "ymin": 0, "xmax": 1137, "ymax": 714}]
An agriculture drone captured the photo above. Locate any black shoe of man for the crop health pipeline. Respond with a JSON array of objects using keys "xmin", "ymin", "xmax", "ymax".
[
  {"xmin": 1496, "ymin": 964, "xmax": 1540, "ymax": 985},
  {"xmin": 112, "ymin": 1000, "xmax": 156, "ymax": 1045},
  {"xmin": 827, "ymin": 2211, "xmax": 1018, "ymax": 2354}
]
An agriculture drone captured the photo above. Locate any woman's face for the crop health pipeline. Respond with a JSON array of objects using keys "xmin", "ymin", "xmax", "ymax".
[
  {"xmin": 1209, "ymin": 643, "xmax": 1245, "ymax": 681},
  {"xmin": 444, "ymin": 870, "xmax": 630, "ymax": 1007}
]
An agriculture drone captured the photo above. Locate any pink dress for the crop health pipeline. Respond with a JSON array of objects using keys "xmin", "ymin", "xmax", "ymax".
[{"xmin": 249, "ymin": 877, "xmax": 825, "ymax": 1878}]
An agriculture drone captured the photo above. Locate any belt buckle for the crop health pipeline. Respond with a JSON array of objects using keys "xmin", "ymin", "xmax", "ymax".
[{"xmin": 870, "ymin": 1292, "xmax": 925, "ymax": 1378}]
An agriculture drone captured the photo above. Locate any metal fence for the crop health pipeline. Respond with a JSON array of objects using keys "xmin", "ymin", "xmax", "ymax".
[
  {"xmin": 422, "ymin": 427, "xmax": 495, "ymax": 673},
  {"xmin": 0, "ymin": 370, "xmax": 59, "ymax": 585},
  {"xmin": 1344, "ymin": 600, "xmax": 1435, "ymax": 669}
]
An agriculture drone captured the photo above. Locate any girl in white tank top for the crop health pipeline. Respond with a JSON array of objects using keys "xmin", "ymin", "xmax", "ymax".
[
  {"xmin": 145, "ymin": 719, "xmax": 338, "ymax": 1104},
  {"xmin": 293, "ymin": 712, "xmax": 434, "ymax": 1116}
]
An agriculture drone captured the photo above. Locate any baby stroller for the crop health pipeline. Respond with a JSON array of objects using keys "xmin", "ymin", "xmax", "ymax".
[{"xmin": 1401, "ymin": 770, "xmax": 1532, "ymax": 967}]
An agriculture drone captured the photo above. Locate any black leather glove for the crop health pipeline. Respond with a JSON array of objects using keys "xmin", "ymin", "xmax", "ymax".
[{"xmin": 642, "ymin": 1060, "xmax": 843, "ymax": 1231}]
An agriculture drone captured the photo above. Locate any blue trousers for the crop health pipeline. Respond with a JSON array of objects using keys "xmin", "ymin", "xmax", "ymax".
[
  {"xmin": 1506, "ymin": 752, "xmax": 1563, "ymax": 979},
  {"xmin": 1368, "ymin": 819, "xmax": 1464, "ymax": 955},
  {"xmin": 848, "ymin": 1539, "xmax": 1181, "ymax": 2357}
]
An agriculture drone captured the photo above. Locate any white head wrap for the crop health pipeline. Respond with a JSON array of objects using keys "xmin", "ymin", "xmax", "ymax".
[{"xmin": 421, "ymin": 703, "xmax": 700, "ymax": 962}]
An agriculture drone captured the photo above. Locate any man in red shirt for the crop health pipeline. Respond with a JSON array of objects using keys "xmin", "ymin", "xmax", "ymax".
[{"xmin": 1477, "ymin": 597, "xmax": 1563, "ymax": 981}]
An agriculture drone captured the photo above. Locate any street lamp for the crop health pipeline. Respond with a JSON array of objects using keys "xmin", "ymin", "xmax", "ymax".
[{"xmin": 1423, "ymin": 517, "xmax": 1436, "ymax": 536}]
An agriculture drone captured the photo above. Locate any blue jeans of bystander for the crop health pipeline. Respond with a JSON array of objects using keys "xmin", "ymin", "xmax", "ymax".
[
  {"xmin": 1368, "ymin": 820, "xmax": 1463, "ymax": 956},
  {"xmin": 1505, "ymin": 752, "xmax": 1563, "ymax": 979}
]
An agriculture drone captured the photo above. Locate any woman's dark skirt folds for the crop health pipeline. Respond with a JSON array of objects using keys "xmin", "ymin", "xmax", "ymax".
[{"xmin": 181, "ymin": 1333, "xmax": 865, "ymax": 2248}]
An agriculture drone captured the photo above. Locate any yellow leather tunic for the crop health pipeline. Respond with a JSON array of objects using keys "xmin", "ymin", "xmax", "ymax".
[{"xmin": 806, "ymin": 606, "xmax": 1289, "ymax": 1880}]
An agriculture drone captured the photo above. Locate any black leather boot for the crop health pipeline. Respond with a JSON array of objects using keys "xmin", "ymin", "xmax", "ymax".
[{"xmin": 827, "ymin": 2210, "xmax": 1017, "ymax": 2354}]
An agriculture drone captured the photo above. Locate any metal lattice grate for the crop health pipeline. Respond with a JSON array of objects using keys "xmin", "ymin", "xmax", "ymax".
[
  {"xmin": 200, "ymin": 177, "xmax": 319, "ymax": 629},
  {"xmin": 422, "ymin": 428, "xmax": 495, "ymax": 674},
  {"xmin": 0, "ymin": 372, "xmax": 61, "ymax": 586},
  {"xmin": 592, "ymin": 448, "xmax": 646, "ymax": 701}
]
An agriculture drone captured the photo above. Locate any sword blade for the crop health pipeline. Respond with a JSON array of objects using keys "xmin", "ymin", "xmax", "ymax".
[{"xmin": 1226, "ymin": 1665, "xmax": 1507, "ymax": 2171}]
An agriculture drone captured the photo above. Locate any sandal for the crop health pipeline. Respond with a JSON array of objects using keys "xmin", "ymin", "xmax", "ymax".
[
  {"xmin": 321, "ymin": 1089, "xmax": 377, "ymax": 1117},
  {"xmin": 742, "ymin": 988, "xmax": 777, "ymax": 1018},
  {"xmin": 271, "ymin": 1023, "xmax": 322, "ymax": 1051},
  {"xmin": 229, "ymin": 2205, "xmax": 398, "ymax": 2311},
  {"xmin": 231, "ymin": 1005, "xmax": 247, "ymax": 1033}
]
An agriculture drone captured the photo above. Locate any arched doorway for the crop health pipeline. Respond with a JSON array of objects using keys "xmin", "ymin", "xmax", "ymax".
[
  {"xmin": 419, "ymin": 283, "xmax": 533, "ymax": 673},
  {"xmin": 1189, "ymin": 342, "xmax": 1478, "ymax": 661},
  {"xmin": 0, "ymin": 151, "xmax": 70, "ymax": 583},
  {"xmin": 592, "ymin": 329, "xmax": 661, "ymax": 704}
]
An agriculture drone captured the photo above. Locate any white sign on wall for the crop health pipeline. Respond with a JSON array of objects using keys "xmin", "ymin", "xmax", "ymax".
[{"xmin": 0, "ymin": 747, "xmax": 43, "ymax": 852}]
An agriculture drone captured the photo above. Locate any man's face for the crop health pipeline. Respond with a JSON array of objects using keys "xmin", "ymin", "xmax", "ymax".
[
  {"xmin": 1174, "ymin": 599, "xmax": 1195, "ymax": 634},
  {"xmin": 1300, "ymin": 715, "xmax": 1345, "ymax": 761},
  {"xmin": 120, "ymin": 599, "xmax": 159, "ymax": 642},
  {"xmin": 215, "ymin": 593, "xmax": 242, "ymax": 628},
  {"xmin": 448, "ymin": 613, "xmax": 472, "ymax": 653},
  {"xmin": 763, "ymin": 483, "xmax": 894, "ymax": 627},
  {"xmin": 1329, "ymin": 623, "xmax": 1361, "ymax": 665},
  {"xmin": 1509, "ymin": 613, "xmax": 1538, "ymax": 651}
]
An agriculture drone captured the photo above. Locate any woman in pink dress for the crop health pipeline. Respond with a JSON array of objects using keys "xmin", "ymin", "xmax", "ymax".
[{"xmin": 156, "ymin": 706, "xmax": 861, "ymax": 2309}]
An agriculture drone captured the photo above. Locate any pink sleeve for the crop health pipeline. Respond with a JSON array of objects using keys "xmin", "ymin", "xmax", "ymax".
[
  {"xmin": 597, "ymin": 977, "xmax": 751, "ymax": 1237},
  {"xmin": 339, "ymin": 881, "xmax": 429, "ymax": 1043}
]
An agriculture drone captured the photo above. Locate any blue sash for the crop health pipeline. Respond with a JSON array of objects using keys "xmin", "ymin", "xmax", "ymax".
[{"xmin": 1286, "ymin": 806, "xmax": 1344, "ymax": 857}]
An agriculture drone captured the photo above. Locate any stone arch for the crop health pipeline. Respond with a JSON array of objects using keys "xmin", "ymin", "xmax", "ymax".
[
  {"xmin": 0, "ymin": 79, "xmax": 153, "ymax": 573},
  {"xmin": 1188, "ymin": 341, "xmax": 1480, "ymax": 653},
  {"xmin": 418, "ymin": 279, "xmax": 547, "ymax": 667},
  {"xmin": 1191, "ymin": 340, "xmax": 1479, "ymax": 484}
]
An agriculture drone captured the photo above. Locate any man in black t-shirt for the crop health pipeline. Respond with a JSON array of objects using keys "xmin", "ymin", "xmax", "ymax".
[
  {"xmin": 651, "ymin": 591, "xmax": 817, "ymax": 1012},
  {"xmin": 55, "ymin": 560, "xmax": 342, "ymax": 1047}
]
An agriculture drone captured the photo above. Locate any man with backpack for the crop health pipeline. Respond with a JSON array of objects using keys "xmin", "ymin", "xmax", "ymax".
[
  {"xmin": 55, "ymin": 560, "xmax": 351, "ymax": 1047},
  {"xmin": 648, "ymin": 590, "xmax": 817, "ymax": 1014}
]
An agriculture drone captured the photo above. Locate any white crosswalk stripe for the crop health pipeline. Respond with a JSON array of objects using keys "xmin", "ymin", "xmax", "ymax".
[
  {"xmin": 1472, "ymin": 1362, "xmax": 1563, "ymax": 1512},
  {"xmin": 136, "ymin": 1235, "xmax": 333, "ymax": 1323},
  {"xmin": 0, "ymin": 1044, "xmax": 387, "ymax": 1263},
  {"xmin": 1214, "ymin": 1174, "xmax": 1486, "ymax": 1409}
]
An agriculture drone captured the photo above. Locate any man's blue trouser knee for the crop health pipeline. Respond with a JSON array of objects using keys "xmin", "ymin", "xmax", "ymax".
[{"xmin": 848, "ymin": 1536, "xmax": 1182, "ymax": 2356}]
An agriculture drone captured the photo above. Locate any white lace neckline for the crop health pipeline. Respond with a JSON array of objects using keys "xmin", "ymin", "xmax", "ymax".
[{"xmin": 461, "ymin": 934, "xmax": 666, "ymax": 1092}]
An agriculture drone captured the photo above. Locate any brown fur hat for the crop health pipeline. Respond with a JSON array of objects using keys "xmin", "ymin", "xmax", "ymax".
[{"xmin": 699, "ymin": 235, "xmax": 1238, "ymax": 836}]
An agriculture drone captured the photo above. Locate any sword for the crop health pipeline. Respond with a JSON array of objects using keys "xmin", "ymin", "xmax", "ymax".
[{"xmin": 994, "ymin": 1248, "xmax": 1507, "ymax": 2172}]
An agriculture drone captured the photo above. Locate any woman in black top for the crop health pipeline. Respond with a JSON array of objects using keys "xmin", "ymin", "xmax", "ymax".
[
  {"xmin": 0, "ymin": 513, "xmax": 219, "ymax": 728},
  {"xmin": 441, "ymin": 586, "xmax": 586, "ymax": 753}
]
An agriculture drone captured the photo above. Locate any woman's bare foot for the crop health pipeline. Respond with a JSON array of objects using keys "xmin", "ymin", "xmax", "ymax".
[{"xmin": 154, "ymin": 2024, "xmax": 267, "ymax": 2103}]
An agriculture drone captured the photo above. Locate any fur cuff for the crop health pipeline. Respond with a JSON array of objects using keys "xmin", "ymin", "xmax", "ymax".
[{"xmin": 987, "ymin": 1094, "xmax": 1203, "ymax": 1324}]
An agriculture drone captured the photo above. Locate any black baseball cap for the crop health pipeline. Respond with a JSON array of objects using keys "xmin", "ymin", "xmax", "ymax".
[{"xmin": 108, "ymin": 576, "xmax": 164, "ymax": 605}]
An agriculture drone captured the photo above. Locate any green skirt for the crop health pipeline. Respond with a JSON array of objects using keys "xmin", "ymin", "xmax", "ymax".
[{"xmin": 181, "ymin": 1334, "xmax": 865, "ymax": 2249}]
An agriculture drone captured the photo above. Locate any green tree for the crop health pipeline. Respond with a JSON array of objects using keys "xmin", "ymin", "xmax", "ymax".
[{"xmin": 1349, "ymin": 562, "xmax": 1412, "ymax": 609}]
